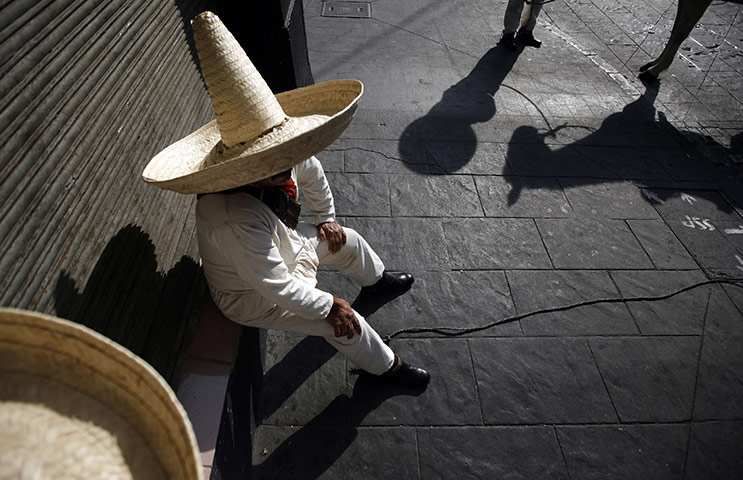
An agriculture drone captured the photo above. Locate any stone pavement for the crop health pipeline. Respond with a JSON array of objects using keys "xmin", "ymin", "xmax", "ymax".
[{"xmin": 248, "ymin": 0, "xmax": 743, "ymax": 477}]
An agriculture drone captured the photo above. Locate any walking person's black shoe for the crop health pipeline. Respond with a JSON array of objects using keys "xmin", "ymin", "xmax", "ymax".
[
  {"xmin": 351, "ymin": 271, "xmax": 414, "ymax": 317},
  {"xmin": 516, "ymin": 28, "xmax": 541, "ymax": 48},
  {"xmin": 499, "ymin": 31, "xmax": 517, "ymax": 51}
]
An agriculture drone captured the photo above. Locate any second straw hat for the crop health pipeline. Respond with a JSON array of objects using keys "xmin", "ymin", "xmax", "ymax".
[
  {"xmin": 0, "ymin": 308, "xmax": 202, "ymax": 479},
  {"xmin": 142, "ymin": 11, "xmax": 363, "ymax": 194}
]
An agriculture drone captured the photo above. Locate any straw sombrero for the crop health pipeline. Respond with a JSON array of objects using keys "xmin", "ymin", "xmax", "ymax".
[
  {"xmin": 142, "ymin": 11, "xmax": 363, "ymax": 194},
  {"xmin": 0, "ymin": 308, "xmax": 202, "ymax": 480}
]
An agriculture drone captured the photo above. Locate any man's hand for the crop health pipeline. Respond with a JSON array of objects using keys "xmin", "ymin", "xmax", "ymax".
[
  {"xmin": 317, "ymin": 221, "xmax": 347, "ymax": 254},
  {"xmin": 326, "ymin": 296, "xmax": 362, "ymax": 339}
]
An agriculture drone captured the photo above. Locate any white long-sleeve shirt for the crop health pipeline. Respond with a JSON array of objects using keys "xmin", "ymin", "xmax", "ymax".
[{"xmin": 195, "ymin": 157, "xmax": 336, "ymax": 323}]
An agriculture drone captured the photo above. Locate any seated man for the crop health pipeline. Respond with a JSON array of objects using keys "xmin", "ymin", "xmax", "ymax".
[
  {"xmin": 142, "ymin": 11, "xmax": 429, "ymax": 388},
  {"xmin": 196, "ymin": 157, "xmax": 428, "ymax": 385}
]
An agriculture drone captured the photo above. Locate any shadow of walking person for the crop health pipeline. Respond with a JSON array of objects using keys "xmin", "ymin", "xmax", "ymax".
[
  {"xmin": 250, "ymin": 376, "xmax": 426, "ymax": 480},
  {"xmin": 54, "ymin": 224, "xmax": 199, "ymax": 379},
  {"xmin": 503, "ymin": 84, "xmax": 735, "ymax": 213},
  {"xmin": 399, "ymin": 47, "xmax": 521, "ymax": 174}
]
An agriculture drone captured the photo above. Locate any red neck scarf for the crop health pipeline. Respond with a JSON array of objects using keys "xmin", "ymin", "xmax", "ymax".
[{"xmin": 283, "ymin": 178, "xmax": 298, "ymax": 200}]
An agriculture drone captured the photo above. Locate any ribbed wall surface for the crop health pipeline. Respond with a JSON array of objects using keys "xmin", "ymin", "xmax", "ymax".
[{"xmin": 0, "ymin": 0, "xmax": 216, "ymax": 377}]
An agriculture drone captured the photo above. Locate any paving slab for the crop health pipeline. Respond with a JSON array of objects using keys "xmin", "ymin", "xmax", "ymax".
[
  {"xmin": 353, "ymin": 338, "xmax": 482, "ymax": 426},
  {"xmin": 506, "ymin": 270, "xmax": 638, "ymax": 336},
  {"xmin": 610, "ymin": 270, "xmax": 711, "ymax": 335},
  {"xmin": 418, "ymin": 427, "xmax": 568, "ymax": 479},
  {"xmin": 476, "ymin": 175, "xmax": 573, "ymax": 218},
  {"xmin": 649, "ymin": 188, "xmax": 742, "ymax": 221},
  {"xmin": 588, "ymin": 336, "xmax": 700, "ymax": 422},
  {"xmin": 470, "ymin": 338, "xmax": 617, "ymax": 424},
  {"xmin": 342, "ymin": 217, "xmax": 450, "ymax": 271},
  {"xmin": 685, "ymin": 421, "xmax": 743, "ymax": 478},
  {"xmin": 693, "ymin": 333, "xmax": 743, "ymax": 421},
  {"xmin": 537, "ymin": 217, "xmax": 654, "ymax": 269},
  {"xmin": 626, "ymin": 219, "xmax": 699, "ymax": 269},
  {"xmin": 355, "ymin": 270, "xmax": 521, "ymax": 338},
  {"xmin": 423, "ymin": 141, "xmax": 509, "ymax": 175},
  {"xmin": 389, "ymin": 174, "xmax": 483, "ymax": 217},
  {"xmin": 667, "ymin": 220, "xmax": 743, "ymax": 270},
  {"xmin": 569, "ymin": 145, "xmax": 676, "ymax": 181},
  {"xmin": 324, "ymin": 172, "xmax": 391, "ymax": 217},
  {"xmin": 560, "ymin": 178, "xmax": 660, "ymax": 219},
  {"xmin": 331, "ymin": 138, "xmax": 415, "ymax": 174},
  {"xmin": 504, "ymin": 139, "xmax": 616, "ymax": 178},
  {"xmin": 444, "ymin": 217, "xmax": 553, "ymax": 269},
  {"xmin": 253, "ymin": 424, "xmax": 419, "ymax": 479},
  {"xmin": 256, "ymin": 333, "xmax": 347, "ymax": 426},
  {"xmin": 556, "ymin": 424, "xmax": 688, "ymax": 479}
]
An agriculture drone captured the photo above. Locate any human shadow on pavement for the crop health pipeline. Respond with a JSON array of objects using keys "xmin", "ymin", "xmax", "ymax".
[
  {"xmin": 53, "ymin": 224, "xmax": 199, "ymax": 379},
  {"xmin": 504, "ymin": 84, "xmax": 737, "ymax": 213},
  {"xmin": 399, "ymin": 46, "xmax": 521, "ymax": 174},
  {"xmin": 251, "ymin": 376, "xmax": 425, "ymax": 479},
  {"xmin": 254, "ymin": 335, "xmax": 339, "ymax": 423}
]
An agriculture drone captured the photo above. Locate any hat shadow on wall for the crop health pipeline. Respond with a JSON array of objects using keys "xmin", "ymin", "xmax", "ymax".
[
  {"xmin": 54, "ymin": 224, "xmax": 200, "ymax": 380},
  {"xmin": 173, "ymin": 0, "xmax": 208, "ymax": 71}
]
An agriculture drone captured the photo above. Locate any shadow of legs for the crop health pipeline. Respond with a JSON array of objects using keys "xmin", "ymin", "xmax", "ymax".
[
  {"xmin": 256, "ymin": 336, "xmax": 339, "ymax": 422},
  {"xmin": 253, "ymin": 375, "xmax": 425, "ymax": 479}
]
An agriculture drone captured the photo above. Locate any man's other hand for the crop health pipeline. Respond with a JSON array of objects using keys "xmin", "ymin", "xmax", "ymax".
[
  {"xmin": 326, "ymin": 296, "xmax": 362, "ymax": 339},
  {"xmin": 317, "ymin": 221, "xmax": 347, "ymax": 254}
]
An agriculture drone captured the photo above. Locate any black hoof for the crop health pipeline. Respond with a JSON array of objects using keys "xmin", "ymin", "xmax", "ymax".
[
  {"xmin": 639, "ymin": 61, "xmax": 655, "ymax": 73},
  {"xmin": 638, "ymin": 70, "xmax": 659, "ymax": 84}
]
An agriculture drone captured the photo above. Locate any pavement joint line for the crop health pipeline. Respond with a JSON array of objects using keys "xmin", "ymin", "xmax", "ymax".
[
  {"xmin": 465, "ymin": 339, "xmax": 487, "ymax": 425},
  {"xmin": 682, "ymin": 288, "xmax": 713, "ymax": 477},
  {"xmin": 257, "ymin": 419, "xmax": 743, "ymax": 428},
  {"xmin": 552, "ymin": 426, "xmax": 574, "ymax": 480},
  {"xmin": 586, "ymin": 339, "xmax": 623, "ymax": 422}
]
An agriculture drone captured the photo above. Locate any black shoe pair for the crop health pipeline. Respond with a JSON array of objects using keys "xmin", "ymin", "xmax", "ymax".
[{"xmin": 351, "ymin": 271, "xmax": 414, "ymax": 318}]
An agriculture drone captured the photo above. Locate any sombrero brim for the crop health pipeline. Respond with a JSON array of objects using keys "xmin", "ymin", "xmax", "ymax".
[
  {"xmin": 0, "ymin": 308, "xmax": 202, "ymax": 479},
  {"xmin": 142, "ymin": 79, "xmax": 362, "ymax": 194}
]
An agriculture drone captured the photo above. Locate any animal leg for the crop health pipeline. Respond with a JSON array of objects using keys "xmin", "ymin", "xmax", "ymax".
[{"xmin": 639, "ymin": 0, "xmax": 712, "ymax": 79}]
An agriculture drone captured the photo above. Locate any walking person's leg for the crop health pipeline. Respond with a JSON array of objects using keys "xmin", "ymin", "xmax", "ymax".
[
  {"xmin": 500, "ymin": 0, "xmax": 526, "ymax": 50},
  {"xmin": 517, "ymin": 1, "xmax": 543, "ymax": 47}
]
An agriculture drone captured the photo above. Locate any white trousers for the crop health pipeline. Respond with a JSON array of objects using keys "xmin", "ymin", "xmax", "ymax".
[
  {"xmin": 215, "ymin": 225, "xmax": 395, "ymax": 375},
  {"xmin": 504, "ymin": 0, "xmax": 542, "ymax": 34}
]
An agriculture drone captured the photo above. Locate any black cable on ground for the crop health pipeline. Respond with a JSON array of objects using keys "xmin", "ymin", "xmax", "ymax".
[{"xmin": 383, "ymin": 277, "xmax": 743, "ymax": 343}]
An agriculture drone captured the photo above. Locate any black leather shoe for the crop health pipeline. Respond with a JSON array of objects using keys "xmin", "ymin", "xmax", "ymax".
[
  {"xmin": 499, "ymin": 31, "xmax": 517, "ymax": 51},
  {"xmin": 380, "ymin": 355, "xmax": 430, "ymax": 389},
  {"xmin": 351, "ymin": 271, "xmax": 414, "ymax": 317},
  {"xmin": 516, "ymin": 29, "xmax": 541, "ymax": 48}
]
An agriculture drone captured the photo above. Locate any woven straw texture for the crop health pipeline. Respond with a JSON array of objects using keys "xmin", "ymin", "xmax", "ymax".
[
  {"xmin": 141, "ymin": 11, "xmax": 362, "ymax": 194},
  {"xmin": 0, "ymin": 308, "xmax": 202, "ymax": 480},
  {"xmin": 192, "ymin": 11, "xmax": 285, "ymax": 148}
]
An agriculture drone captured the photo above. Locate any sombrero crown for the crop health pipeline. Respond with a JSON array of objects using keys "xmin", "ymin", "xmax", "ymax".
[{"xmin": 142, "ymin": 11, "xmax": 362, "ymax": 194}]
